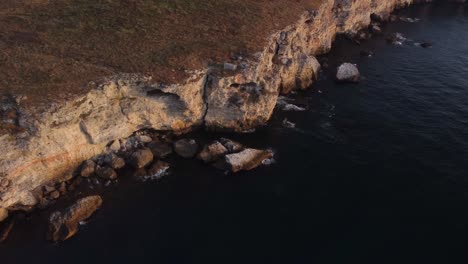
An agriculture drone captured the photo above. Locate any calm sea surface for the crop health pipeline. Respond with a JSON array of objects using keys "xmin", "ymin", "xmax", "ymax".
[{"xmin": 1, "ymin": 2, "xmax": 467, "ymax": 263}]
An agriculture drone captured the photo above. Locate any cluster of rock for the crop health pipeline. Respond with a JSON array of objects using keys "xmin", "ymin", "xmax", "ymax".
[
  {"xmin": 43, "ymin": 136, "xmax": 271, "ymax": 241},
  {"xmin": 197, "ymin": 138, "xmax": 273, "ymax": 173}
]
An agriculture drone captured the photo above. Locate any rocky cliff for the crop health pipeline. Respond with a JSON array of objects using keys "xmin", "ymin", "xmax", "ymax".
[{"xmin": 0, "ymin": 0, "xmax": 438, "ymax": 212}]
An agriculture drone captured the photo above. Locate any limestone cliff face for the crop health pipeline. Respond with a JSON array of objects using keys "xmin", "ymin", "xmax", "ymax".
[
  {"xmin": 0, "ymin": 74, "xmax": 206, "ymax": 209},
  {"xmin": 0, "ymin": 0, "xmax": 435, "ymax": 210}
]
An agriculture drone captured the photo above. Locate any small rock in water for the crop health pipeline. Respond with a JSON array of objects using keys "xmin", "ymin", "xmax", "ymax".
[
  {"xmin": 174, "ymin": 139, "xmax": 199, "ymax": 158},
  {"xmin": 148, "ymin": 141, "xmax": 173, "ymax": 158},
  {"xmin": 336, "ymin": 63, "xmax": 360, "ymax": 83},
  {"xmin": 282, "ymin": 118, "xmax": 296, "ymax": 129},
  {"xmin": 283, "ymin": 104, "xmax": 306, "ymax": 112},
  {"xmin": 47, "ymin": 196, "xmax": 103, "ymax": 241},
  {"xmin": 370, "ymin": 25, "xmax": 382, "ymax": 34},
  {"xmin": 130, "ymin": 148, "xmax": 154, "ymax": 168},
  {"xmin": 146, "ymin": 161, "xmax": 170, "ymax": 180},
  {"xmin": 400, "ymin": 17, "xmax": 420, "ymax": 23},
  {"xmin": 80, "ymin": 160, "xmax": 96, "ymax": 178},
  {"xmin": 420, "ymin": 42, "xmax": 433, "ymax": 48},
  {"xmin": 219, "ymin": 138, "xmax": 244, "ymax": 153},
  {"xmin": 104, "ymin": 153, "xmax": 125, "ymax": 170},
  {"xmin": 197, "ymin": 141, "xmax": 229, "ymax": 163},
  {"xmin": 49, "ymin": 190, "xmax": 60, "ymax": 200},
  {"xmin": 386, "ymin": 32, "xmax": 406, "ymax": 44}
]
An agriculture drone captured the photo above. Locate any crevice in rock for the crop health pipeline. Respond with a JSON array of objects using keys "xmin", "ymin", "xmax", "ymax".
[
  {"xmin": 200, "ymin": 72, "xmax": 211, "ymax": 128},
  {"xmin": 79, "ymin": 121, "xmax": 94, "ymax": 144}
]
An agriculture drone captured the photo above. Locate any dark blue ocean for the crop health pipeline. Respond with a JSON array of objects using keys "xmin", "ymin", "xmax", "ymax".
[{"xmin": 1, "ymin": 2, "xmax": 467, "ymax": 263}]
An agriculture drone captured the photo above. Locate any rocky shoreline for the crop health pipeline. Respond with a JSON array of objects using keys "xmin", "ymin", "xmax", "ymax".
[{"xmin": 0, "ymin": 0, "xmax": 463, "ymax": 242}]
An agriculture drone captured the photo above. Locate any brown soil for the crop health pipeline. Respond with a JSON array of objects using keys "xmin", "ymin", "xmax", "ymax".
[{"xmin": 0, "ymin": 0, "xmax": 323, "ymax": 108}]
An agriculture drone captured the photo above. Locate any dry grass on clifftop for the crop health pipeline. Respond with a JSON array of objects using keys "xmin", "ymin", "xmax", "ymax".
[{"xmin": 0, "ymin": 0, "xmax": 323, "ymax": 108}]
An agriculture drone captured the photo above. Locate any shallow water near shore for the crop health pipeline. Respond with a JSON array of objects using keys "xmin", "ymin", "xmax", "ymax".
[{"xmin": 1, "ymin": 2, "xmax": 468, "ymax": 263}]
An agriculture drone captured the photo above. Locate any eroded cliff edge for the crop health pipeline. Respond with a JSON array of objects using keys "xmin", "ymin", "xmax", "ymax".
[{"xmin": 0, "ymin": 0, "xmax": 434, "ymax": 211}]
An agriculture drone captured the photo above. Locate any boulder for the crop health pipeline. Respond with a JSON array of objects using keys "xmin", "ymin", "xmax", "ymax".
[
  {"xmin": 147, "ymin": 161, "xmax": 170, "ymax": 179},
  {"xmin": 47, "ymin": 195, "xmax": 103, "ymax": 241},
  {"xmin": 104, "ymin": 153, "xmax": 125, "ymax": 170},
  {"xmin": 336, "ymin": 63, "xmax": 360, "ymax": 83},
  {"xmin": 96, "ymin": 166, "xmax": 118, "ymax": 180},
  {"xmin": 148, "ymin": 141, "xmax": 173, "ymax": 158},
  {"xmin": 219, "ymin": 138, "xmax": 244, "ymax": 153},
  {"xmin": 224, "ymin": 149, "xmax": 273, "ymax": 173},
  {"xmin": 174, "ymin": 139, "xmax": 199, "ymax": 158},
  {"xmin": 80, "ymin": 160, "xmax": 96, "ymax": 178},
  {"xmin": 130, "ymin": 148, "xmax": 154, "ymax": 168},
  {"xmin": 0, "ymin": 208, "xmax": 8, "ymax": 222},
  {"xmin": 197, "ymin": 141, "xmax": 229, "ymax": 163}
]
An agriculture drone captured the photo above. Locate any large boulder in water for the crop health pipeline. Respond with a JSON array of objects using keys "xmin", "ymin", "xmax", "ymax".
[
  {"xmin": 336, "ymin": 63, "xmax": 360, "ymax": 83},
  {"xmin": 47, "ymin": 196, "xmax": 103, "ymax": 241},
  {"xmin": 224, "ymin": 149, "xmax": 273, "ymax": 173}
]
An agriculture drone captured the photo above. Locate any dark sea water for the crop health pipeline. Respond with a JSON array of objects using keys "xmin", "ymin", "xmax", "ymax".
[{"xmin": 1, "ymin": 2, "xmax": 468, "ymax": 264}]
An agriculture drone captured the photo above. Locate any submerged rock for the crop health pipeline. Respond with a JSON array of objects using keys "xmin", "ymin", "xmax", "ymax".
[
  {"xmin": 174, "ymin": 139, "xmax": 199, "ymax": 158},
  {"xmin": 386, "ymin": 32, "xmax": 406, "ymax": 44},
  {"xmin": 420, "ymin": 42, "xmax": 433, "ymax": 48},
  {"xmin": 360, "ymin": 50, "xmax": 375, "ymax": 57},
  {"xmin": 400, "ymin": 17, "xmax": 420, "ymax": 23},
  {"xmin": 282, "ymin": 118, "xmax": 296, "ymax": 129},
  {"xmin": 224, "ymin": 149, "xmax": 274, "ymax": 173},
  {"xmin": 130, "ymin": 148, "xmax": 154, "ymax": 169},
  {"xmin": 47, "ymin": 196, "xmax": 103, "ymax": 242},
  {"xmin": 197, "ymin": 141, "xmax": 229, "ymax": 163},
  {"xmin": 336, "ymin": 63, "xmax": 360, "ymax": 83},
  {"xmin": 146, "ymin": 161, "xmax": 170, "ymax": 180},
  {"xmin": 370, "ymin": 25, "xmax": 382, "ymax": 34}
]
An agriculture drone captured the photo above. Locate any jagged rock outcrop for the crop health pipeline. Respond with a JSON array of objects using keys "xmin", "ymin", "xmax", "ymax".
[
  {"xmin": 0, "ymin": 0, "xmax": 435, "ymax": 211},
  {"xmin": 47, "ymin": 195, "xmax": 102, "ymax": 241}
]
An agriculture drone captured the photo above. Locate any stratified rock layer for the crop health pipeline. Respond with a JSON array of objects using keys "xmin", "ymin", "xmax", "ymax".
[{"xmin": 0, "ymin": 0, "xmax": 434, "ymax": 210}]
